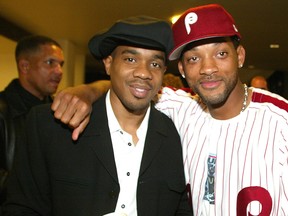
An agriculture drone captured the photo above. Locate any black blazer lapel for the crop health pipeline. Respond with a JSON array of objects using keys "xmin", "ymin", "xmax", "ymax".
[
  {"xmin": 79, "ymin": 95, "xmax": 118, "ymax": 183},
  {"xmin": 139, "ymin": 105, "xmax": 168, "ymax": 176}
]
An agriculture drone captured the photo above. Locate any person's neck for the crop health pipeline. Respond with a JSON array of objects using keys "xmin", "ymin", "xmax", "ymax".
[
  {"xmin": 112, "ymin": 102, "xmax": 149, "ymax": 144},
  {"xmin": 19, "ymin": 79, "xmax": 45, "ymax": 100},
  {"xmin": 208, "ymin": 83, "xmax": 250, "ymax": 120}
]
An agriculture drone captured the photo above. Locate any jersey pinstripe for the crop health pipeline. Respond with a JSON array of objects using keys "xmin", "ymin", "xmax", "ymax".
[{"xmin": 155, "ymin": 87, "xmax": 288, "ymax": 216}]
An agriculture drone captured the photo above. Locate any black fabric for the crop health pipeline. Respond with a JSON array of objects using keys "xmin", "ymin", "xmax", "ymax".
[
  {"xmin": 2, "ymin": 95, "xmax": 193, "ymax": 216},
  {"xmin": 0, "ymin": 79, "xmax": 52, "ymax": 207},
  {"xmin": 0, "ymin": 96, "xmax": 13, "ymax": 206},
  {"xmin": 88, "ymin": 15, "xmax": 174, "ymax": 59}
]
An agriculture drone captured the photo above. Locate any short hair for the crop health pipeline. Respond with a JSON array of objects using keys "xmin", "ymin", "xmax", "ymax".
[{"xmin": 15, "ymin": 35, "xmax": 62, "ymax": 61}]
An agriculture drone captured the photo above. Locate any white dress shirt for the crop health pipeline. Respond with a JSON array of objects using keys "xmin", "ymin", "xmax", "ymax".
[{"xmin": 105, "ymin": 91, "xmax": 150, "ymax": 216}]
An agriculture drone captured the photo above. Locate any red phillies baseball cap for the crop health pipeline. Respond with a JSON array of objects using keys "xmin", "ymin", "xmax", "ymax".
[{"xmin": 169, "ymin": 4, "xmax": 241, "ymax": 60}]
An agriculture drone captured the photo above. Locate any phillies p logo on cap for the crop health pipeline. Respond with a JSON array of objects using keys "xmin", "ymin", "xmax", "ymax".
[{"xmin": 169, "ymin": 4, "xmax": 241, "ymax": 60}]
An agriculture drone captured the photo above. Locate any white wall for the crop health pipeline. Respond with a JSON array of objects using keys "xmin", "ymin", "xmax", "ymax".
[{"xmin": 0, "ymin": 35, "xmax": 18, "ymax": 91}]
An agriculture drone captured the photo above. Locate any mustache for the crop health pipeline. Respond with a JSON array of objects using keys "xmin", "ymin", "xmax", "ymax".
[
  {"xmin": 50, "ymin": 78, "xmax": 61, "ymax": 84},
  {"xmin": 128, "ymin": 79, "xmax": 153, "ymax": 90},
  {"xmin": 199, "ymin": 74, "xmax": 220, "ymax": 83},
  {"xmin": 51, "ymin": 75, "xmax": 62, "ymax": 83}
]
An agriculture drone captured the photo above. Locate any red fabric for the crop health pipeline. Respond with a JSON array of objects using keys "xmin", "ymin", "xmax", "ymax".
[
  {"xmin": 237, "ymin": 186, "xmax": 272, "ymax": 216},
  {"xmin": 252, "ymin": 91, "xmax": 288, "ymax": 112},
  {"xmin": 169, "ymin": 4, "xmax": 241, "ymax": 60}
]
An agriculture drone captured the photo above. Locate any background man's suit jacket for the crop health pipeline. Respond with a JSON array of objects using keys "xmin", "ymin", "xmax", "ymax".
[{"xmin": 3, "ymin": 95, "xmax": 192, "ymax": 216}]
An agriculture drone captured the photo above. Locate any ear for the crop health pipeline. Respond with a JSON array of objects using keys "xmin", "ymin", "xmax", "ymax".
[
  {"xmin": 102, "ymin": 56, "xmax": 113, "ymax": 76},
  {"xmin": 18, "ymin": 59, "xmax": 30, "ymax": 74},
  {"xmin": 237, "ymin": 45, "xmax": 246, "ymax": 68},
  {"xmin": 177, "ymin": 61, "xmax": 185, "ymax": 78},
  {"xmin": 162, "ymin": 65, "xmax": 167, "ymax": 74}
]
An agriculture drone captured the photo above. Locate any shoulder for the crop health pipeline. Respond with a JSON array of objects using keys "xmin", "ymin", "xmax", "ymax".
[
  {"xmin": 156, "ymin": 87, "xmax": 200, "ymax": 112},
  {"xmin": 28, "ymin": 103, "xmax": 61, "ymax": 129},
  {"xmin": 90, "ymin": 94, "xmax": 107, "ymax": 119},
  {"xmin": 150, "ymin": 105, "xmax": 180, "ymax": 135},
  {"xmin": 251, "ymin": 88, "xmax": 288, "ymax": 113},
  {"xmin": 0, "ymin": 93, "xmax": 8, "ymax": 117},
  {"xmin": 150, "ymin": 104, "xmax": 173, "ymax": 122}
]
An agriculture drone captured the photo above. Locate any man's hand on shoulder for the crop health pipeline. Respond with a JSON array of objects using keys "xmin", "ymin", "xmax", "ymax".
[
  {"xmin": 51, "ymin": 84, "xmax": 93, "ymax": 141},
  {"xmin": 51, "ymin": 81, "xmax": 110, "ymax": 140}
]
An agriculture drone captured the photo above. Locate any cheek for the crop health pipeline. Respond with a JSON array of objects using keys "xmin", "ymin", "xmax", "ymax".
[
  {"xmin": 37, "ymin": 69, "xmax": 51, "ymax": 82},
  {"xmin": 27, "ymin": 69, "xmax": 40, "ymax": 81},
  {"xmin": 182, "ymin": 65, "xmax": 197, "ymax": 81},
  {"xmin": 109, "ymin": 70, "xmax": 126, "ymax": 85},
  {"xmin": 154, "ymin": 72, "xmax": 164, "ymax": 87},
  {"xmin": 109, "ymin": 71, "xmax": 127, "ymax": 91}
]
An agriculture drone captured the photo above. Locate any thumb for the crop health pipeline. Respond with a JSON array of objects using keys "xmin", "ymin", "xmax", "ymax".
[{"xmin": 71, "ymin": 116, "xmax": 90, "ymax": 141}]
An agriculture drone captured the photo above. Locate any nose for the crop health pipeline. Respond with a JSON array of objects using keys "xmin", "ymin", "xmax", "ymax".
[
  {"xmin": 53, "ymin": 63, "xmax": 63, "ymax": 75},
  {"xmin": 133, "ymin": 63, "xmax": 152, "ymax": 80},
  {"xmin": 51, "ymin": 61, "xmax": 64, "ymax": 75},
  {"xmin": 200, "ymin": 58, "xmax": 218, "ymax": 76}
]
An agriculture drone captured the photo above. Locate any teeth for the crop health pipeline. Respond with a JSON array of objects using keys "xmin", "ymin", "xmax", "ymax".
[{"xmin": 135, "ymin": 88, "xmax": 145, "ymax": 92}]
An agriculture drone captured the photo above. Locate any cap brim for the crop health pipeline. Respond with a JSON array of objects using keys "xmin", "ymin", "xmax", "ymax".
[{"xmin": 169, "ymin": 34, "xmax": 240, "ymax": 61}]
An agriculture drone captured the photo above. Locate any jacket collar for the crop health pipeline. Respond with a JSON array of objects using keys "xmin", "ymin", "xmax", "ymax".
[{"xmin": 78, "ymin": 95, "xmax": 169, "ymax": 181}]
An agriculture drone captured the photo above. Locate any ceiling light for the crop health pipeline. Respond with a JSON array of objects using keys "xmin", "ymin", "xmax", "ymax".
[
  {"xmin": 269, "ymin": 44, "xmax": 280, "ymax": 49},
  {"xmin": 170, "ymin": 15, "xmax": 181, "ymax": 24}
]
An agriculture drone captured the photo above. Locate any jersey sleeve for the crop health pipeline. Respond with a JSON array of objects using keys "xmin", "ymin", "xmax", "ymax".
[{"xmin": 155, "ymin": 87, "xmax": 199, "ymax": 133}]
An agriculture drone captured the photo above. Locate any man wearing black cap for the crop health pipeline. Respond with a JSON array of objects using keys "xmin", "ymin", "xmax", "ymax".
[{"xmin": 2, "ymin": 16, "xmax": 192, "ymax": 216}]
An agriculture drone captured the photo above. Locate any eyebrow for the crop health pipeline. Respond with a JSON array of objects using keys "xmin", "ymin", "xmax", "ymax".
[
  {"xmin": 154, "ymin": 54, "xmax": 165, "ymax": 63},
  {"xmin": 121, "ymin": 49, "xmax": 138, "ymax": 55},
  {"xmin": 121, "ymin": 49, "xmax": 165, "ymax": 62}
]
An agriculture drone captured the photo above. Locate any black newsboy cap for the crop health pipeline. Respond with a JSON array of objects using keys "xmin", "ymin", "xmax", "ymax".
[{"xmin": 88, "ymin": 16, "xmax": 174, "ymax": 59}]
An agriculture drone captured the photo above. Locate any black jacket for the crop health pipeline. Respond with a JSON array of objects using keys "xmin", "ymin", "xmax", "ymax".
[
  {"xmin": 0, "ymin": 79, "xmax": 52, "ymax": 205},
  {"xmin": 3, "ymin": 95, "xmax": 192, "ymax": 216}
]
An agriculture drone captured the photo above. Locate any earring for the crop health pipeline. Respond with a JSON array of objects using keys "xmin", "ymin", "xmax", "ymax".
[
  {"xmin": 181, "ymin": 74, "xmax": 185, "ymax": 78},
  {"xmin": 239, "ymin": 64, "xmax": 243, "ymax": 68}
]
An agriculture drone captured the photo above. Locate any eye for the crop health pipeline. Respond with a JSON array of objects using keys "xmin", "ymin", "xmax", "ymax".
[
  {"xmin": 44, "ymin": 59, "xmax": 54, "ymax": 65},
  {"xmin": 44, "ymin": 59, "xmax": 64, "ymax": 67},
  {"xmin": 217, "ymin": 51, "xmax": 228, "ymax": 58},
  {"xmin": 125, "ymin": 57, "xmax": 136, "ymax": 63},
  {"xmin": 151, "ymin": 62, "xmax": 161, "ymax": 68},
  {"xmin": 187, "ymin": 56, "xmax": 199, "ymax": 63}
]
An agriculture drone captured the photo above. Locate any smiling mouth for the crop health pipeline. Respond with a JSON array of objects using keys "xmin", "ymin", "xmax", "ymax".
[
  {"xmin": 130, "ymin": 84, "xmax": 152, "ymax": 99},
  {"xmin": 200, "ymin": 80, "xmax": 218, "ymax": 88}
]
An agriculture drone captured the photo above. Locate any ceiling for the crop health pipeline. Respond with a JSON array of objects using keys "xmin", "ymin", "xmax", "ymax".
[{"xmin": 0, "ymin": 0, "xmax": 288, "ymax": 83}]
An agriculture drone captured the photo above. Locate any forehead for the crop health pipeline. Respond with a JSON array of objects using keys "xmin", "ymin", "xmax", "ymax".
[
  {"xmin": 39, "ymin": 44, "xmax": 63, "ymax": 55},
  {"xmin": 113, "ymin": 45, "xmax": 165, "ymax": 58},
  {"xmin": 183, "ymin": 37, "xmax": 233, "ymax": 53},
  {"xmin": 30, "ymin": 44, "xmax": 64, "ymax": 59}
]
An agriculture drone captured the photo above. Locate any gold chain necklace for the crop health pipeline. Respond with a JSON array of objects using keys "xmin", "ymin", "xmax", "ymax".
[{"xmin": 240, "ymin": 84, "xmax": 248, "ymax": 113}]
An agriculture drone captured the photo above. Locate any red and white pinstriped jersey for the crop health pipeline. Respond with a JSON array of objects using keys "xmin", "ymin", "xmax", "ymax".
[{"xmin": 155, "ymin": 87, "xmax": 288, "ymax": 216}]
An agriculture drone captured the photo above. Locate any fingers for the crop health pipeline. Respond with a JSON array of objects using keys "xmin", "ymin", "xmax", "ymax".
[
  {"xmin": 52, "ymin": 90, "xmax": 72, "ymax": 120},
  {"xmin": 66, "ymin": 101, "xmax": 91, "ymax": 128},
  {"xmin": 71, "ymin": 116, "xmax": 90, "ymax": 141},
  {"xmin": 51, "ymin": 84, "xmax": 94, "ymax": 140},
  {"xmin": 51, "ymin": 91, "xmax": 61, "ymax": 111},
  {"xmin": 53, "ymin": 95, "xmax": 91, "ymax": 127}
]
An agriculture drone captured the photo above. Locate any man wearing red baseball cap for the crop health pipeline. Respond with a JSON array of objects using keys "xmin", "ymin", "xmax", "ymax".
[
  {"xmin": 50, "ymin": 4, "xmax": 288, "ymax": 216},
  {"xmin": 155, "ymin": 3, "xmax": 288, "ymax": 216}
]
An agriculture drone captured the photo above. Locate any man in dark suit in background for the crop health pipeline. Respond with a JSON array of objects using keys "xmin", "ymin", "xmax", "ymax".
[
  {"xmin": 0, "ymin": 35, "xmax": 64, "ymax": 207},
  {"xmin": 2, "ymin": 16, "xmax": 192, "ymax": 216}
]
